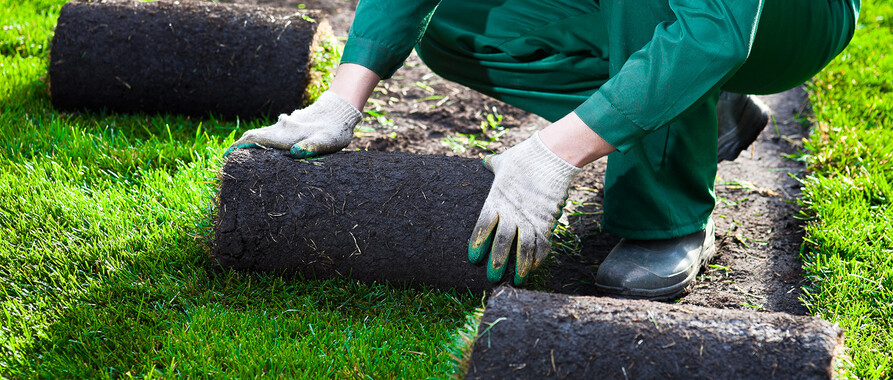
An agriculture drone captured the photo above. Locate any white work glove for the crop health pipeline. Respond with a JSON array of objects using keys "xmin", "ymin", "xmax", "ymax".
[
  {"xmin": 468, "ymin": 131, "xmax": 582, "ymax": 285},
  {"xmin": 225, "ymin": 90, "xmax": 362, "ymax": 158}
]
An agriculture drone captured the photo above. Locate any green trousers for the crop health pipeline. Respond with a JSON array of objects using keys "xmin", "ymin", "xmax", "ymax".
[
  {"xmin": 411, "ymin": 0, "xmax": 857, "ymax": 239},
  {"xmin": 341, "ymin": 0, "xmax": 858, "ymax": 239}
]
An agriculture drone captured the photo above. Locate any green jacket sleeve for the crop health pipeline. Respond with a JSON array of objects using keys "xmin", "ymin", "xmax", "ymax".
[
  {"xmin": 574, "ymin": 0, "xmax": 765, "ymax": 153},
  {"xmin": 341, "ymin": 0, "xmax": 442, "ymax": 79}
]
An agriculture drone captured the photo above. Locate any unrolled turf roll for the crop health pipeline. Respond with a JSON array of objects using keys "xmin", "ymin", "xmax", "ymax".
[
  {"xmin": 49, "ymin": 0, "xmax": 329, "ymax": 118},
  {"xmin": 466, "ymin": 287, "xmax": 844, "ymax": 379},
  {"xmin": 213, "ymin": 148, "xmax": 498, "ymax": 292}
]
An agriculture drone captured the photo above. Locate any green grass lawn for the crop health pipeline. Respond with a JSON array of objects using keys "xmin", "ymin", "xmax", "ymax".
[
  {"xmin": 3, "ymin": 0, "xmax": 893, "ymax": 378},
  {"xmin": 800, "ymin": 1, "xmax": 893, "ymax": 378},
  {"xmin": 0, "ymin": 0, "xmax": 478, "ymax": 378}
]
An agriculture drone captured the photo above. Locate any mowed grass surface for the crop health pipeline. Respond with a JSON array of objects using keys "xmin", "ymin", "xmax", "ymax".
[
  {"xmin": 801, "ymin": 2, "xmax": 893, "ymax": 379},
  {"xmin": 0, "ymin": 0, "xmax": 477, "ymax": 378},
  {"xmin": 5, "ymin": 0, "xmax": 893, "ymax": 378}
]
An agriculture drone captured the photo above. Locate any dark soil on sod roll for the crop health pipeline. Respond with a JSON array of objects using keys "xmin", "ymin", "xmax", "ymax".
[
  {"xmin": 214, "ymin": 149, "xmax": 500, "ymax": 292},
  {"xmin": 215, "ymin": 0, "xmax": 814, "ymax": 312},
  {"xmin": 466, "ymin": 287, "xmax": 843, "ymax": 379},
  {"xmin": 214, "ymin": 149, "xmax": 631, "ymax": 293},
  {"xmin": 49, "ymin": 0, "xmax": 328, "ymax": 119}
]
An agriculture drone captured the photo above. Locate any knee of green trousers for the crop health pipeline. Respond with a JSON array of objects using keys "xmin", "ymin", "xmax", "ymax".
[
  {"xmin": 723, "ymin": 0, "xmax": 858, "ymax": 94},
  {"xmin": 415, "ymin": 0, "xmax": 609, "ymax": 122},
  {"xmin": 415, "ymin": 41, "xmax": 594, "ymax": 122},
  {"xmin": 601, "ymin": 92, "xmax": 720, "ymax": 240}
]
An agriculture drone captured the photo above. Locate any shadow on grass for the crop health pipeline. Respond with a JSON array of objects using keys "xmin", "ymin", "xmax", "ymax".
[{"xmin": 8, "ymin": 242, "xmax": 478, "ymax": 378}]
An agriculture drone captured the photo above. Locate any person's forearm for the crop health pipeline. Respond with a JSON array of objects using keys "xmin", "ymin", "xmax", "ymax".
[
  {"xmin": 572, "ymin": 1, "xmax": 762, "ymax": 154},
  {"xmin": 538, "ymin": 112, "xmax": 616, "ymax": 168},
  {"xmin": 328, "ymin": 63, "xmax": 381, "ymax": 110}
]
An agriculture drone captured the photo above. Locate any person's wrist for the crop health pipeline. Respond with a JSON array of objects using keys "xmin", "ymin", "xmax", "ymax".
[
  {"xmin": 528, "ymin": 131, "xmax": 583, "ymax": 186},
  {"xmin": 328, "ymin": 63, "xmax": 381, "ymax": 110},
  {"xmin": 538, "ymin": 112, "xmax": 616, "ymax": 168},
  {"xmin": 314, "ymin": 91, "xmax": 362, "ymax": 125}
]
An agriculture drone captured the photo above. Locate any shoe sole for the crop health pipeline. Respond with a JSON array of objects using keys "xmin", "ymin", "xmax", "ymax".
[
  {"xmin": 717, "ymin": 95, "xmax": 770, "ymax": 162},
  {"xmin": 596, "ymin": 220, "xmax": 716, "ymax": 301}
]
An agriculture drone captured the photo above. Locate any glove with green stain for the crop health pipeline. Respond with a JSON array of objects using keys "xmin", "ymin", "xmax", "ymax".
[
  {"xmin": 468, "ymin": 131, "xmax": 582, "ymax": 285},
  {"xmin": 225, "ymin": 91, "xmax": 362, "ymax": 158}
]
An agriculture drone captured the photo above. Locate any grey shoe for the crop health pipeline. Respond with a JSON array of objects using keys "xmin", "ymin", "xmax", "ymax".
[
  {"xmin": 595, "ymin": 219, "xmax": 716, "ymax": 300},
  {"xmin": 717, "ymin": 92, "xmax": 771, "ymax": 162}
]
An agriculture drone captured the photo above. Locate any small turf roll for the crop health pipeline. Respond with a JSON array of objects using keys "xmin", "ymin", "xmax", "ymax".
[
  {"xmin": 49, "ymin": 0, "xmax": 329, "ymax": 119},
  {"xmin": 213, "ymin": 149, "xmax": 498, "ymax": 292},
  {"xmin": 466, "ymin": 287, "xmax": 844, "ymax": 379}
]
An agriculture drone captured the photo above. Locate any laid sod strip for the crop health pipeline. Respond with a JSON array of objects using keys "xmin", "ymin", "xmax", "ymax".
[
  {"xmin": 463, "ymin": 287, "xmax": 843, "ymax": 379},
  {"xmin": 214, "ymin": 148, "xmax": 498, "ymax": 292},
  {"xmin": 49, "ymin": 0, "xmax": 331, "ymax": 118},
  {"xmin": 3, "ymin": 1, "xmax": 475, "ymax": 376},
  {"xmin": 798, "ymin": 2, "xmax": 893, "ymax": 378}
]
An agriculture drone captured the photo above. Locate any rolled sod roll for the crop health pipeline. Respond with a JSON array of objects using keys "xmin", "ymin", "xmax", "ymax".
[
  {"xmin": 213, "ymin": 149, "xmax": 497, "ymax": 292},
  {"xmin": 465, "ymin": 287, "xmax": 844, "ymax": 379},
  {"xmin": 49, "ymin": 0, "xmax": 330, "ymax": 118}
]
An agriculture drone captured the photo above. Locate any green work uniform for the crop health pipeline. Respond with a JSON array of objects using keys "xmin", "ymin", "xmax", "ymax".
[{"xmin": 341, "ymin": 0, "xmax": 859, "ymax": 239}]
